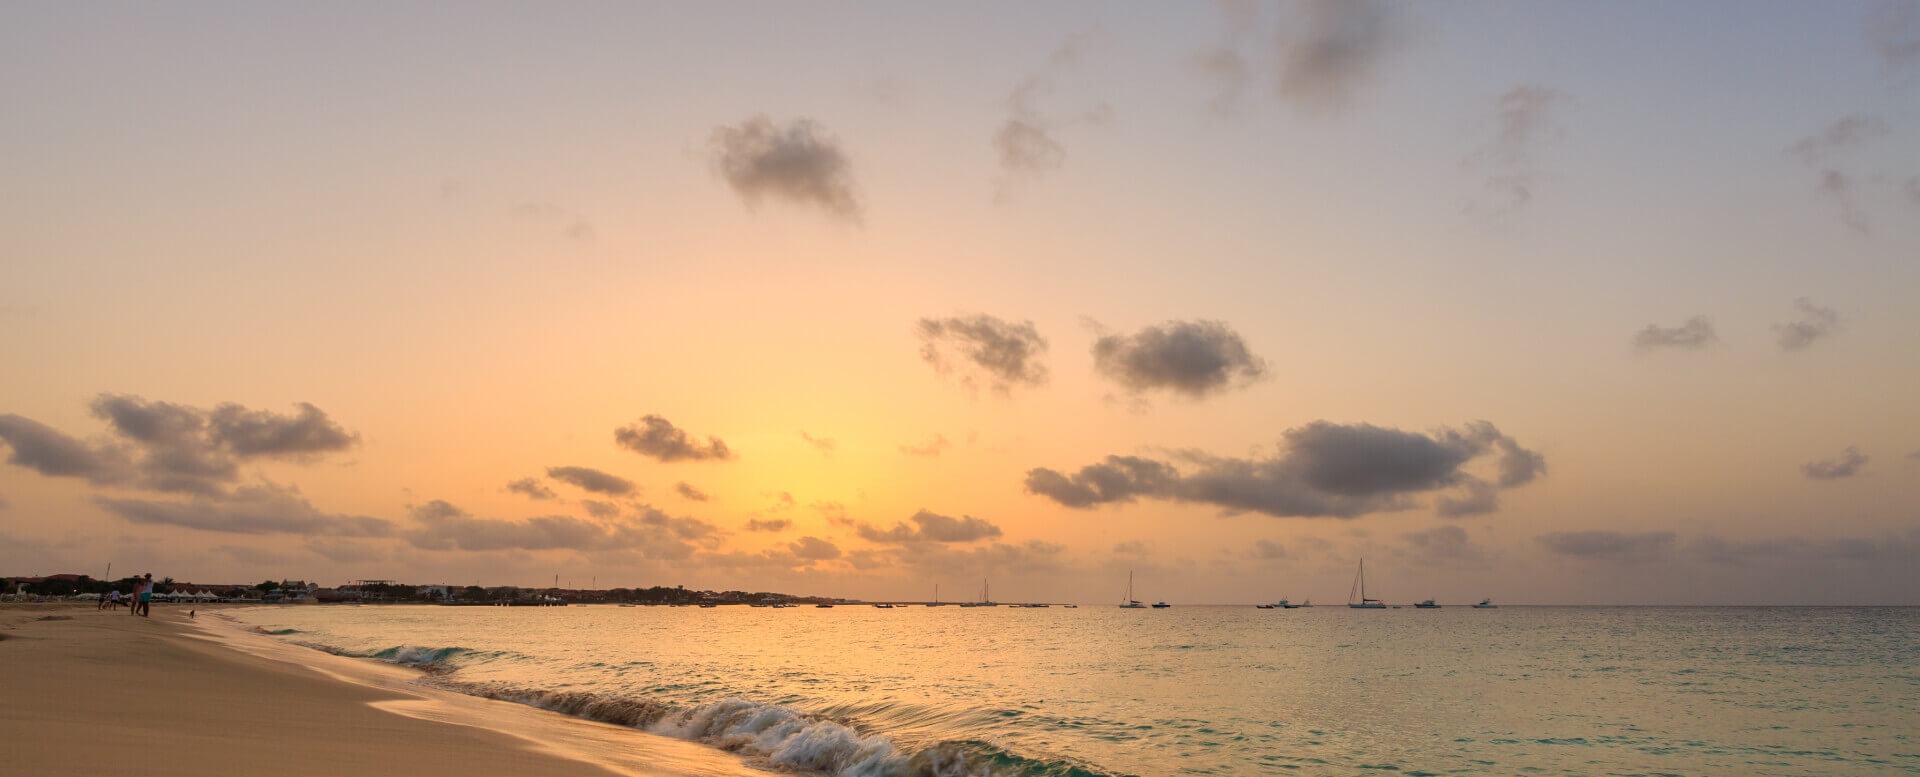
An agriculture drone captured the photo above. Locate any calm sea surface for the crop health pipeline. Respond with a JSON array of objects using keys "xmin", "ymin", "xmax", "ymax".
[{"xmin": 226, "ymin": 605, "xmax": 1920, "ymax": 776}]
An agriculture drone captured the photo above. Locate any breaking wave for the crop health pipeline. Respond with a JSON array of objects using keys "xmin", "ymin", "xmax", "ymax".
[
  {"xmin": 429, "ymin": 679, "xmax": 1115, "ymax": 777},
  {"xmin": 251, "ymin": 630, "xmax": 1117, "ymax": 777}
]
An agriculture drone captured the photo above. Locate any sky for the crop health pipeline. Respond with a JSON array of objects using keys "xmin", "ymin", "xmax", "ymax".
[{"xmin": 3, "ymin": 1, "xmax": 1917, "ymax": 605}]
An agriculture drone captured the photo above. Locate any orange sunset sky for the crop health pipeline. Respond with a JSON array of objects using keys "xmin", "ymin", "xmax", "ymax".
[{"xmin": 4, "ymin": 2, "xmax": 1918, "ymax": 604}]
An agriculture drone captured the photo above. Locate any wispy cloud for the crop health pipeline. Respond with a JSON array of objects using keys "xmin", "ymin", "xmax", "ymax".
[
  {"xmin": 709, "ymin": 115, "xmax": 861, "ymax": 222},
  {"xmin": 1091, "ymin": 320, "xmax": 1268, "ymax": 398},
  {"xmin": 1194, "ymin": 0, "xmax": 1261, "ymax": 115},
  {"xmin": 1785, "ymin": 116, "xmax": 1887, "ymax": 233},
  {"xmin": 746, "ymin": 518, "xmax": 790, "ymax": 532},
  {"xmin": 1803, "ymin": 446, "xmax": 1869, "ymax": 480},
  {"xmin": 1867, "ymin": 1, "xmax": 1920, "ymax": 69},
  {"xmin": 899, "ymin": 434, "xmax": 952, "ymax": 458},
  {"xmin": 992, "ymin": 29, "xmax": 1113, "ymax": 197},
  {"xmin": 405, "ymin": 500, "xmax": 720, "ymax": 558},
  {"xmin": 1633, "ymin": 316, "xmax": 1719, "ymax": 351},
  {"xmin": 917, "ymin": 314, "xmax": 1050, "ymax": 395},
  {"xmin": 675, "ymin": 482, "xmax": 710, "ymax": 502},
  {"xmin": 1536, "ymin": 530, "xmax": 1676, "ymax": 563},
  {"xmin": 1774, "ymin": 297, "xmax": 1841, "ymax": 351},
  {"xmin": 789, "ymin": 536, "xmax": 842, "ymax": 561},
  {"xmin": 799, "ymin": 431, "xmax": 836, "ymax": 457},
  {"xmin": 1464, "ymin": 85, "xmax": 1567, "ymax": 217},
  {"xmin": 1273, "ymin": 0, "xmax": 1410, "ymax": 111},
  {"xmin": 96, "ymin": 483, "xmax": 394, "ymax": 537},
  {"xmin": 856, "ymin": 510, "xmax": 1004, "ymax": 544},
  {"xmin": 505, "ymin": 477, "xmax": 557, "ymax": 500},
  {"xmin": 615, "ymin": 415, "xmax": 734, "ymax": 462},
  {"xmin": 1401, "ymin": 525, "xmax": 1487, "ymax": 565},
  {"xmin": 545, "ymin": 465, "xmax": 637, "ymax": 497}
]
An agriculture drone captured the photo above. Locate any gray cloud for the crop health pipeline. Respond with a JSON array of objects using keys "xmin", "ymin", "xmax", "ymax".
[
  {"xmin": 1195, "ymin": 0, "xmax": 1260, "ymax": 115},
  {"xmin": 1785, "ymin": 116, "xmax": 1886, "ymax": 232},
  {"xmin": 799, "ymin": 431, "xmax": 836, "ymax": 456},
  {"xmin": 1251, "ymin": 538, "xmax": 1287, "ymax": 559},
  {"xmin": 1114, "ymin": 540, "xmax": 1148, "ymax": 556},
  {"xmin": 1274, "ymin": 0, "xmax": 1408, "ymax": 110},
  {"xmin": 1197, "ymin": 46, "xmax": 1254, "ymax": 116},
  {"xmin": 1869, "ymin": 1, "xmax": 1920, "ymax": 67},
  {"xmin": 213, "ymin": 544, "xmax": 294, "ymax": 566},
  {"xmin": 709, "ymin": 115, "xmax": 860, "ymax": 222},
  {"xmin": 0, "ymin": 413, "xmax": 130, "ymax": 483},
  {"xmin": 1633, "ymin": 316, "xmax": 1719, "ymax": 351},
  {"xmin": 614, "ymin": 415, "xmax": 733, "ymax": 462},
  {"xmin": 505, "ymin": 477, "xmax": 557, "ymax": 500},
  {"xmin": 1784, "ymin": 115, "xmax": 1888, "ymax": 165},
  {"xmin": 89, "ymin": 395, "xmax": 235, "ymax": 493},
  {"xmin": 1433, "ymin": 478, "xmax": 1499, "ymax": 518},
  {"xmin": 1401, "ymin": 525, "xmax": 1486, "ymax": 564},
  {"xmin": 994, "ymin": 119, "xmax": 1066, "ymax": 174},
  {"xmin": 305, "ymin": 539, "xmax": 388, "ymax": 564},
  {"xmin": 1803, "ymin": 446, "xmax": 1868, "ymax": 480},
  {"xmin": 1690, "ymin": 531, "xmax": 1918, "ymax": 566},
  {"xmin": 207, "ymin": 402, "xmax": 359, "ymax": 458},
  {"xmin": 1027, "ymin": 420, "xmax": 1543, "ymax": 518},
  {"xmin": 1536, "ymin": 530, "xmax": 1676, "ymax": 562},
  {"xmin": 3, "ymin": 396, "xmax": 360, "ymax": 496},
  {"xmin": 96, "ymin": 484, "xmax": 394, "ymax": 537},
  {"xmin": 1024, "ymin": 455, "xmax": 1180, "ymax": 509},
  {"xmin": 746, "ymin": 518, "xmax": 791, "ymax": 532},
  {"xmin": 858, "ymin": 510, "xmax": 1004, "ymax": 544},
  {"xmin": 1819, "ymin": 169, "xmax": 1870, "ymax": 233},
  {"xmin": 581, "ymin": 499, "xmax": 621, "ymax": 519},
  {"xmin": 811, "ymin": 501, "xmax": 850, "ymax": 525},
  {"xmin": 789, "ymin": 536, "xmax": 842, "ymax": 561},
  {"xmin": 1465, "ymin": 85, "xmax": 1567, "ymax": 216},
  {"xmin": 1091, "ymin": 320, "xmax": 1269, "ymax": 398},
  {"xmin": 545, "ymin": 465, "xmax": 637, "ymax": 496},
  {"xmin": 1774, "ymin": 297, "xmax": 1841, "ymax": 351},
  {"xmin": 1493, "ymin": 436, "xmax": 1547, "ymax": 488},
  {"xmin": 917, "ymin": 314, "xmax": 1049, "ymax": 394},
  {"xmin": 993, "ymin": 32, "xmax": 1112, "ymax": 194},
  {"xmin": 899, "ymin": 434, "xmax": 952, "ymax": 457},
  {"xmin": 675, "ymin": 482, "xmax": 710, "ymax": 502},
  {"xmin": 405, "ymin": 500, "xmax": 717, "ymax": 558}
]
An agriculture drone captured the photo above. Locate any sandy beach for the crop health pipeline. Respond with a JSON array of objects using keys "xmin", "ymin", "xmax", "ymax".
[{"xmin": 0, "ymin": 603, "xmax": 762, "ymax": 777}]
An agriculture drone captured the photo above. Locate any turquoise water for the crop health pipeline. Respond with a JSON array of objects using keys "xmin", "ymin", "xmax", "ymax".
[{"xmin": 227, "ymin": 605, "xmax": 1920, "ymax": 776}]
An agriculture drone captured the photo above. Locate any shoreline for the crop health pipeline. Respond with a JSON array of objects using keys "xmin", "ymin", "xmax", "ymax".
[{"xmin": 0, "ymin": 603, "xmax": 766, "ymax": 777}]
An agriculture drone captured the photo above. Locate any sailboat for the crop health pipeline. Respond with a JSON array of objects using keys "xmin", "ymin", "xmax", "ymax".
[
  {"xmin": 1347, "ymin": 559, "xmax": 1386, "ymax": 609},
  {"xmin": 1119, "ymin": 571, "xmax": 1147, "ymax": 609},
  {"xmin": 960, "ymin": 579, "xmax": 998, "ymax": 607},
  {"xmin": 926, "ymin": 584, "xmax": 947, "ymax": 606}
]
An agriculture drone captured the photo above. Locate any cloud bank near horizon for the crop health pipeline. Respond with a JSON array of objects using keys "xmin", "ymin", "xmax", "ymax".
[{"xmin": 1025, "ymin": 420, "xmax": 1543, "ymax": 518}]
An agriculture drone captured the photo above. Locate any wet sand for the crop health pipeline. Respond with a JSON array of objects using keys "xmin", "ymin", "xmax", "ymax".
[{"xmin": 0, "ymin": 604, "xmax": 763, "ymax": 777}]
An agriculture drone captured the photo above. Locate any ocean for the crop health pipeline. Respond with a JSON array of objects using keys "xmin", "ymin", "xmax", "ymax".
[{"xmin": 224, "ymin": 605, "xmax": 1920, "ymax": 776}]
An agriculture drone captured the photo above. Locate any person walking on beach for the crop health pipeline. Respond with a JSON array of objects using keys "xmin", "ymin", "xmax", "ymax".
[{"xmin": 135, "ymin": 574, "xmax": 153, "ymax": 617}]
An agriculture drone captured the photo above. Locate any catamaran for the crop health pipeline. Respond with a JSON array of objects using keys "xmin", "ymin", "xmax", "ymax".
[
  {"xmin": 1347, "ymin": 559, "xmax": 1386, "ymax": 609},
  {"xmin": 1119, "ymin": 571, "xmax": 1147, "ymax": 609}
]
